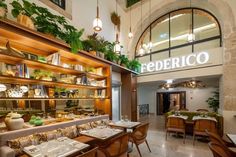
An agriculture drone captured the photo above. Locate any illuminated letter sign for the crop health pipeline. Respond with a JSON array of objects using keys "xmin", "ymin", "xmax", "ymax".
[{"xmin": 141, "ymin": 52, "xmax": 210, "ymax": 73}]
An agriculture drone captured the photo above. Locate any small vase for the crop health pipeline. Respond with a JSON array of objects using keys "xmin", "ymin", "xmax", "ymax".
[
  {"xmin": 8, "ymin": 113, "xmax": 24, "ymax": 130},
  {"xmin": 0, "ymin": 7, "xmax": 7, "ymax": 18},
  {"xmin": 17, "ymin": 14, "xmax": 36, "ymax": 30}
]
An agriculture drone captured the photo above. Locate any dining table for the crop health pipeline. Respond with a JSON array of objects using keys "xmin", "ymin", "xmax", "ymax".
[
  {"xmin": 192, "ymin": 116, "xmax": 217, "ymax": 122},
  {"xmin": 23, "ymin": 137, "xmax": 89, "ymax": 157},
  {"xmin": 226, "ymin": 134, "xmax": 236, "ymax": 145},
  {"xmin": 79, "ymin": 126, "xmax": 123, "ymax": 141},
  {"xmin": 108, "ymin": 121, "xmax": 141, "ymax": 131},
  {"xmin": 168, "ymin": 114, "xmax": 188, "ymax": 120}
]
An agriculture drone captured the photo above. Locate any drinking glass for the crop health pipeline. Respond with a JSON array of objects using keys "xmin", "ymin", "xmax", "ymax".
[{"xmin": 124, "ymin": 115, "xmax": 128, "ymax": 122}]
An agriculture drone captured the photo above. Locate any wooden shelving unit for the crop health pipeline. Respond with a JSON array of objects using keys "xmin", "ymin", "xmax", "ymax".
[
  {"xmin": 0, "ymin": 75, "xmax": 107, "ymax": 89},
  {"xmin": 0, "ymin": 19, "xmax": 112, "ymax": 118},
  {"xmin": 0, "ymin": 98, "xmax": 110, "ymax": 100}
]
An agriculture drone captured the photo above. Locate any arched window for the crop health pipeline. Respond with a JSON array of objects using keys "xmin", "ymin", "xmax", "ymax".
[{"xmin": 135, "ymin": 8, "xmax": 222, "ymax": 63}]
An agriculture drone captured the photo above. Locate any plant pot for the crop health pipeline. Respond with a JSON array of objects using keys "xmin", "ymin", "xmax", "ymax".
[
  {"xmin": 121, "ymin": 63, "xmax": 126, "ymax": 67},
  {"xmin": 98, "ymin": 52, "xmax": 104, "ymax": 59},
  {"xmin": 17, "ymin": 14, "xmax": 36, "ymax": 30},
  {"xmin": 44, "ymin": 33, "xmax": 56, "ymax": 39},
  {"xmin": 0, "ymin": 7, "xmax": 7, "ymax": 18},
  {"xmin": 7, "ymin": 113, "xmax": 24, "ymax": 130},
  {"xmin": 89, "ymin": 51, "xmax": 97, "ymax": 56}
]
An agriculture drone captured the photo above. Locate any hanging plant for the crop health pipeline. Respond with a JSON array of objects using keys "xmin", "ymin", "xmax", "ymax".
[{"xmin": 111, "ymin": 12, "xmax": 120, "ymax": 31}]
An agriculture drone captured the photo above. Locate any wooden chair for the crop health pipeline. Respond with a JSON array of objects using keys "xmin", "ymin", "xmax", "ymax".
[
  {"xmin": 76, "ymin": 147, "xmax": 98, "ymax": 157},
  {"xmin": 166, "ymin": 117, "xmax": 186, "ymax": 144},
  {"xmin": 205, "ymin": 130, "xmax": 235, "ymax": 147},
  {"xmin": 97, "ymin": 133, "xmax": 130, "ymax": 157},
  {"xmin": 196, "ymin": 109, "xmax": 209, "ymax": 112},
  {"xmin": 208, "ymin": 142, "xmax": 234, "ymax": 157},
  {"xmin": 129, "ymin": 123, "xmax": 151, "ymax": 157},
  {"xmin": 193, "ymin": 119, "xmax": 217, "ymax": 145}
]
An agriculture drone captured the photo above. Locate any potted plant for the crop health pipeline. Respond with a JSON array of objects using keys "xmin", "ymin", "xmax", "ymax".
[
  {"xmin": 118, "ymin": 55, "xmax": 129, "ymax": 67},
  {"xmin": 105, "ymin": 50, "xmax": 118, "ymax": 63},
  {"xmin": 32, "ymin": 69, "xmax": 53, "ymax": 81},
  {"xmin": 11, "ymin": 0, "xmax": 36, "ymax": 30},
  {"xmin": 11, "ymin": 0, "xmax": 84, "ymax": 53},
  {"xmin": 128, "ymin": 59, "xmax": 141, "ymax": 72},
  {"xmin": 206, "ymin": 91, "xmax": 219, "ymax": 113},
  {"xmin": 62, "ymin": 28, "xmax": 84, "ymax": 53},
  {"xmin": 0, "ymin": 0, "xmax": 7, "ymax": 18},
  {"xmin": 33, "ymin": 6, "xmax": 62, "ymax": 38}
]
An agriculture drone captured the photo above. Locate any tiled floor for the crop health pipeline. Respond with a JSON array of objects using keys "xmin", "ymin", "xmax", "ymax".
[{"xmin": 129, "ymin": 115, "xmax": 213, "ymax": 157}]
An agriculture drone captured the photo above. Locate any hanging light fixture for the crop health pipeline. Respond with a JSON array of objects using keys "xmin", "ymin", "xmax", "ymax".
[
  {"xmin": 187, "ymin": 0, "xmax": 195, "ymax": 42},
  {"xmin": 114, "ymin": 33, "xmax": 121, "ymax": 54},
  {"xmin": 93, "ymin": 0, "xmax": 102, "ymax": 32},
  {"xmin": 147, "ymin": 0, "xmax": 152, "ymax": 52},
  {"xmin": 139, "ymin": 0, "xmax": 145, "ymax": 56},
  {"xmin": 128, "ymin": 6, "xmax": 133, "ymax": 39},
  {"xmin": 114, "ymin": 0, "xmax": 121, "ymax": 54}
]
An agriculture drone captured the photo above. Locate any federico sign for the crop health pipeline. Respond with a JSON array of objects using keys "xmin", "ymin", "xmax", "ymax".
[{"xmin": 141, "ymin": 52, "xmax": 210, "ymax": 73}]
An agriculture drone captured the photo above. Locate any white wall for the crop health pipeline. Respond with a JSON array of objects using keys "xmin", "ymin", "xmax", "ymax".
[{"xmin": 138, "ymin": 83, "xmax": 218, "ymax": 114}]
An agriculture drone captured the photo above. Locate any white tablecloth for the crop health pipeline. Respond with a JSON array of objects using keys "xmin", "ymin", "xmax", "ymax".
[
  {"xmin": 192, "ymin": 116, "xmax": 217, "ymax": 122},
  {"xmin": 168, "ymin": 115, "xmax": 188, "ymax": 120},
  {"xmin": 227, "ymin": 134, "xmax": 236, "ymax": 145},
  {"xmin": 23, "ymin": 137, "xmax": 89, "ymax": 157}
]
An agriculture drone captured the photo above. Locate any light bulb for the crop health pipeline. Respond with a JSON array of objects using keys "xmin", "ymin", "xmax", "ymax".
[
  {"xmin": 128, "ymin": 31, "xmax": 133, "ymax": 38},
  {"xmin": 148, "ymin": 42, "xmax": 153, "ymax": 49},
  {"xmin": 187, "ymin": 33, "xmax": 195, "ymax": 42},
  {"xmin": 139, "ymin": 47, "xmax": 145, "ymax": 56},
  {"xmin": 93, "ymin": 17, "xmax": 102, "ymax": 31},
  {"xmin": 114, "ymin": 42, "xmax": 121, "ymax": 54}
]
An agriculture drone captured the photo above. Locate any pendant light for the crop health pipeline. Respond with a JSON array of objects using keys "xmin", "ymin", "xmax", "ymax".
[
  {"xmin": 147, "ymin": 0, "xmax": 152, "ymax": 52},
  {"xmin": 93, "ymin": 0, "xmax": 102, "ymax": 32},
  {"xmin": 114, "ymin": 33, "xmax": 121, "ymax": 54},
  {"xmin": 139, "ymin": 0, "xmax": 145, "ymax": 56},
  {"xmin": 128, "ymin": 6, "xmax": 133, "ymax": 39},
  {"xmin": 187, "ymin": 0, "xmax": 195, "ymax": 42},
  {"xmin": 114, "ymin": 0, "xmax": 121, "ymax": 54}
]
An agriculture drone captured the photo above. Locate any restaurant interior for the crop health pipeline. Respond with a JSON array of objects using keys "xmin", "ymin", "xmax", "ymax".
[{"xmin": 0, "ymin": 0, "xmax": 236, "ymax": 157}]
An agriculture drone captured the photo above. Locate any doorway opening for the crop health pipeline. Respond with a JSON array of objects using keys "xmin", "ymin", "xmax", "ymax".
[{"xmin": 156, "ymin": 91, "xmax": 186, "ymax": 115}]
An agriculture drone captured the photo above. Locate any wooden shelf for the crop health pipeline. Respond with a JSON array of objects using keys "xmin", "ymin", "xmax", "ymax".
[
  {"xmin": 0, "ymin": 75, "xmax": 107, "ymax": 89},
  {"xmin": 0, "ymin": 19, "xmax": 137, "ymax": 74},
  {"xmin": 0, "ymin": 19, "xmax": 109, "ymax": 68},
  {"xmin": 0, "ymin": 97, "xmax": 110, "ymax": 100},
  {"xmin": 0, "ymin": 53, "xmax": 107, "ymax": 79}
]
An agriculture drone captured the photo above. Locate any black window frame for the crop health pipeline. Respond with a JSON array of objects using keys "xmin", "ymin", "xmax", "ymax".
[
  {"xmin": 135, "ymin": 8, "xmax": 222, "ymax": 60},
  {"xmin": 50, "ymin": 0, "xmax": 66, "ymax": 10}
]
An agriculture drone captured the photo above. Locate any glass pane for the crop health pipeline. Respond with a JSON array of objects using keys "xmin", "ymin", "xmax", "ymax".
[
  {"xmin": 170, "ymin": 9, "xmax": 192, "ymax": 47},
  {"xmin": 194, "ymin": 10, "xmax": 220, "ymax": 40},
  {"xmin": 151, "ymin": 51, "xmax": 169, "ymax": 61},
  {"xmin": 194, "ymin": 39, "xmax": 220, "ymax": 52},
  {"xmin": 136, "ymin": 28, "xmax": 151, "ymax": 56},
  {"xmin": 151, "ymin": 15, "xmax": 169, "ymax": 52},
  {"xmin": 170, "ymin": 46, "xmax": 192, "ymax": 57},
  {"xmin": 137, "ymin": 55, "xmax": 150, "ymax": 63}
]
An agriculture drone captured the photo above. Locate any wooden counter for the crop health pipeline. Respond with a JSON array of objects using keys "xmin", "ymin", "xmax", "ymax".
[{"xmin": 0, "ymin": 115, "xmax": 109, "ymax": 146}]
